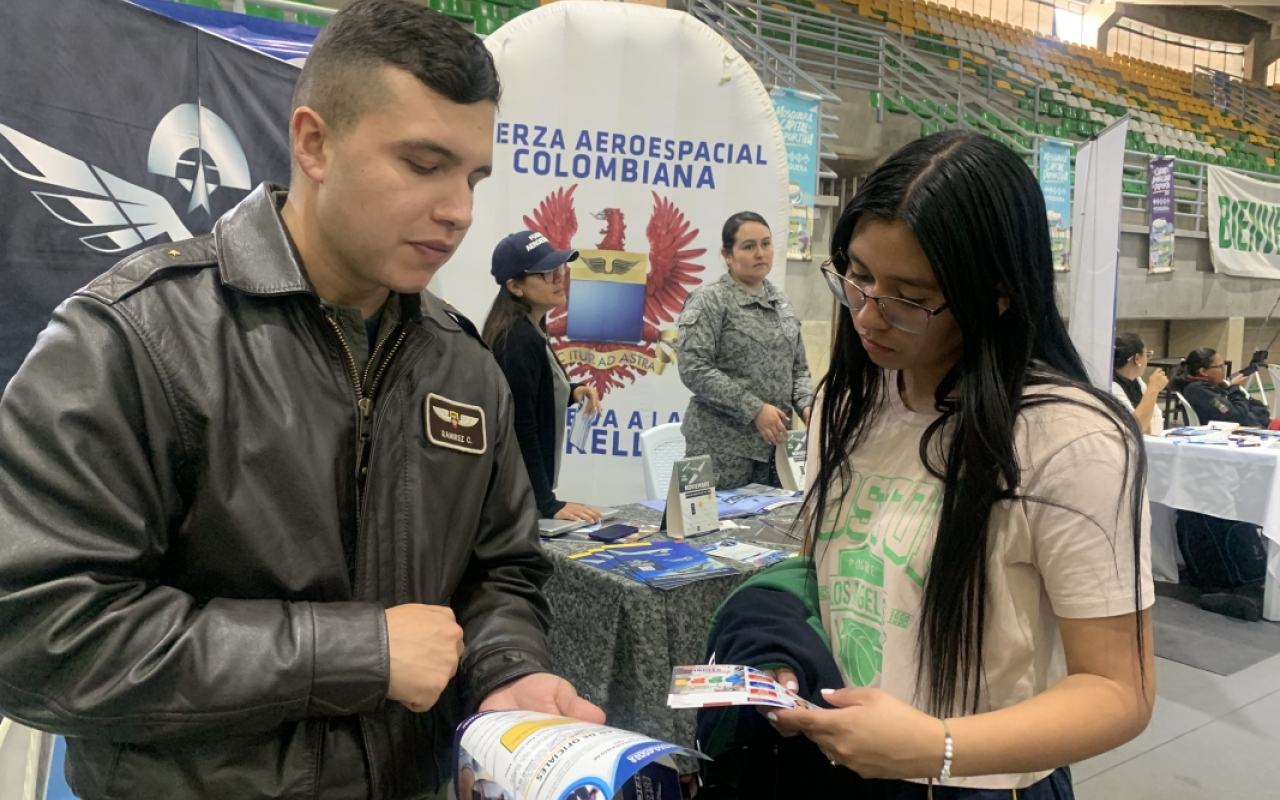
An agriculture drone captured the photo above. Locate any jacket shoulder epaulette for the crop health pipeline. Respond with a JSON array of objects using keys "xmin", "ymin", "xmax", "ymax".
[
  {"xmin": 79, "ymin": 235, "xmax": 217, "ymax": 305},
  {"xmin": 440, "ymin": 301, "xmax": 488, "ymax": 350}
]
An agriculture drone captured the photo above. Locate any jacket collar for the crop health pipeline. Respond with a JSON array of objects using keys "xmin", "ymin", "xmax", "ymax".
[
  {"xmin": 1186, "ymin": 376, "xmax": 1223, "ymax": 390},
  {"xmin": 718, "ymin": 272, "xmax": 781, "ymax": 307},
  {"xmin": 214, "ymin": 183, "xmax": 312, "ymax": 297},
  {"xmin": 212, "ymin": 182, "xmax": 457, "ymax": 328}
]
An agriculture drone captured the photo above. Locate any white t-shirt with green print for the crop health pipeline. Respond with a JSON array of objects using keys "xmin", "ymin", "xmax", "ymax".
[{"xmin": 807, "ymin": 373, "xmax": 1154, "ymax": 790}]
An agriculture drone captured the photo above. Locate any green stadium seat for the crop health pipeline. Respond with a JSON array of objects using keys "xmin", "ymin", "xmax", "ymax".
[
  {"xmin": 246, "ymin": 3, "xmax": 285, "ymax": 20},
  {"xmin": 473, "ymin": 1, "xmax": 504, "ymax": 33},
  {"xmin": 917, "ymin": 100, "xmax": 955, "ymax": 123},
  {"xmin": 290, "ymin": 0, "xmax": 328, "ymax": 26},
  {"xmin": 762, "ymin": 12, "xmax": 791, "ymax": 43},
  {"xmin": 176, "ymin": 0, "xmax": 223, "ymax": 8},
  {"xmin": 430, "ymin": 0, "xmax": 474, "ymax": 23},
  {"xmin": 906, "ymin": 97, "xmax": 932, "ymax": 119}
]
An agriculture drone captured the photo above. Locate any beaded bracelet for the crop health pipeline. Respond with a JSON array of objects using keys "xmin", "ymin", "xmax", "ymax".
[{"xmin": 939, "ymin": 718, "xmax": 954, "ymax": 783}]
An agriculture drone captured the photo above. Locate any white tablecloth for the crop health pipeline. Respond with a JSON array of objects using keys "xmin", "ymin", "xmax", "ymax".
[{"xmin": 1144, "ymin": 437, "xmax": 1280, "ymax": 620}]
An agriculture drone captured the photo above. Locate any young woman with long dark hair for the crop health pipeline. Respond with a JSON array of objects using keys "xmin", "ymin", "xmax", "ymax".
[
  {"xmin": 771, "ymin": 132, "xmax": 1154, "ymax": 797},
  {"xmin": 483, "ymin": 231, "xmax": 602, "ymax": 523}
]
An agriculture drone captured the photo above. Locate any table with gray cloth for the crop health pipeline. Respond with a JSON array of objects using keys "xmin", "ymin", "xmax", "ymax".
[{"xmin": 540, "ymin": 503, "xmax": 803, "ymax": 769}]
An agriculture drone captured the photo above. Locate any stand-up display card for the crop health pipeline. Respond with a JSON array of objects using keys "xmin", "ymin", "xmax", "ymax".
[
  {"xmin": 775, "ymin": 430, "xmax": 808, "ymax": 492},
  {"xmin": 661, "ymin": 455, "xmax": 719, "ymax": 540}
]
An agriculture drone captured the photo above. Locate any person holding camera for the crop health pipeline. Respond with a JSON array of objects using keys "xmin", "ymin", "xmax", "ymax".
[{"xmin": 1170, "ymin": 347, "xmax": 1270, "ymax": 427}]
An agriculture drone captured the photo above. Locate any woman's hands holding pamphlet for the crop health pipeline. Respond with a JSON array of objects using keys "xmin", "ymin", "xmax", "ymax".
[{"xmin": 767, "ymin": 676, "xmax": 946, "ymax": 779}]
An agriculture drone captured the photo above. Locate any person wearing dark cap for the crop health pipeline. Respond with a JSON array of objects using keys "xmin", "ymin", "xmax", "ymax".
[{"xmin": 483, "ymin": 230, "xmax": 603, "ymax": 523}]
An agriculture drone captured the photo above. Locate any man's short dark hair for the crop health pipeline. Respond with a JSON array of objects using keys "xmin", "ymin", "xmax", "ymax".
[{"xmin": 292, "ymin": 0, "xmax": 501, "ymax": 134}]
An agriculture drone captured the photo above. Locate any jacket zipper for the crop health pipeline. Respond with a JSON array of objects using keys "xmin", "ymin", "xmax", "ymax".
[
  {"xmin": 324, "ymin": 318, "xmax": 407, "ymax": 511},
  {"xmin": 356, "ymin": 328, "xmax": 408, "ymax": 512},
  {"xmin": 323, "ymin": 315, "xmax": 408, "ymax": 800}
]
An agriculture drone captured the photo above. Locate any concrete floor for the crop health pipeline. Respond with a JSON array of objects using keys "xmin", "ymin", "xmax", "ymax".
[{"xmin": 1074, "ymin": 650, "xmax": 1280, "ymax": 799}]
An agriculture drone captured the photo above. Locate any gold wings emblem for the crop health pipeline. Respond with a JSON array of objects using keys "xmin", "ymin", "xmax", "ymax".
[
  {"xmin": 432, "ymin": 407, "xmax": 480, "ymax": 428},
  {"xmin": 583, "ymin": 257, "xmax": 642, "ymax": 276}
]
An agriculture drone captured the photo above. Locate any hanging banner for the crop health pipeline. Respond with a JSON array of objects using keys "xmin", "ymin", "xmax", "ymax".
[
  {"xmin": 1068, "ymin": 117, "xmax": 1128, "ymax": 390},
  {"xmin": 1147, "ymin": 155, "xmax": 1175, "ymax": 274},
  {"xmin": 1038, "ymin": 139, "xmax": 1073, "ymax": 272},
  {"xmin": 0, "ymin": 0, "xmax": 298, "ymax": 388},
  {"xmin": 1208, "ymin": 166, "xmax": 1280, "ymax": 280},
  {"xmin": 433, "ymin": 3, "xmax": 790, "ymax": 506},
  {"xmin": 771, "ymin": 88, "xmax": 820, "ymax": 208},
  {"xmin": 771, "ymin": 88, "xmax": 820, "ymax": 261}
]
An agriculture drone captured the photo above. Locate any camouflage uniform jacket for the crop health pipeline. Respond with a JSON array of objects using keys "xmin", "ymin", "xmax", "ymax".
[{"xmin": 676, "ymin": 273, "xmax": 814, "ymax": 462}]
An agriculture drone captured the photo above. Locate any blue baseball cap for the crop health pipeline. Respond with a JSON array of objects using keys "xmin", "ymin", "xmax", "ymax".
[{"xmin": 491, "ymin": 230, "xmax": 579, "ymax": 285}]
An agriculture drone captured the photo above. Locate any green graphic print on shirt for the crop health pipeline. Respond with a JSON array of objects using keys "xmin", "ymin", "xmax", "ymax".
[{"xmin": 818, "ymin": 469, "xmax": 942, "ymax": 687}]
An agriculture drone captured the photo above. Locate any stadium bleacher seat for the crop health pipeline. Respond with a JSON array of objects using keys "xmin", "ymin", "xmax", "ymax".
[
  {"xmin": 245, "ymin": 2, "xmax": 285, "ymax": 20},
  {"xmin": 738, "ymin": 0, "xmax": 1280, "ymax": 180}
]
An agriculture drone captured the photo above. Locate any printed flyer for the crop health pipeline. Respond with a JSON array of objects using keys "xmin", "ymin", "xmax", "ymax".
[
  {"xmin": 455, "ymin": 711, "xmax": 700, "ymax": 800},
  {"xmin": 667, "ymin": 665, "xmax": 814, "ymax": 710}
]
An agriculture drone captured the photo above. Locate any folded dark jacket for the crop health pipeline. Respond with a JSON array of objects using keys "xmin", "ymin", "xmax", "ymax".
[{"xmin": 697, "ymin": 558, "xmax": 860, "ymax": 799}]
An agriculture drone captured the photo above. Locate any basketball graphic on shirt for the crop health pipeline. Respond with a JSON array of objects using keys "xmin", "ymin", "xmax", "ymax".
[{"xmin": 837, "ymin": 617, "xmax": 883, "ymax": 687}]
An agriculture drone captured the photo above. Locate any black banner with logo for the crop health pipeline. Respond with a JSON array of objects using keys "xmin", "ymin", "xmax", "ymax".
[{"xmin": 0, "ymin": 0, "xmax": 298, "ymax": 387}]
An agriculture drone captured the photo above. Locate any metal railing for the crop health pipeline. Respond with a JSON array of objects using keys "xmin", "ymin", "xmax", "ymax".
[
  {"xmin": 229, "ymin": 0, "xmax": 334, "ymax": 17},
  {"xmin": 1191, "ymin": 65, "xmax": 1280, "ymax": 137},
  {"xmin": 691, "ymin": 0, "xmax": 1043, "ymax": 157},
  {"xmin": 690, "ymin": 0, "xmax": 1280, "ymax": 234},
  {"xmin": 216, "ymin": 0, "xmax": 1280, "ymax": 236},
  {"xmin": 685, "ymin": 0, "xmax": 847, "ymax": 181}
]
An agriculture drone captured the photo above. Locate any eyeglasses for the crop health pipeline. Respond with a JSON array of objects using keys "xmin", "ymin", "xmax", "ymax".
[
  {"xmin": 528, "ymin": 264, "xmax": 568, "ymax": 283},
  {"xmin": 1145, "ymin": 349, "xmax": 1155, "ymax": 358},
  {"xmin": 820, "ymin": 263, "xmax": 949, "ymax": 335}
]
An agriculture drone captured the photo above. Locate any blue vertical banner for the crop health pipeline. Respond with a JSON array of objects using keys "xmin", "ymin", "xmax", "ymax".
[
  {"xmin": 1147, "ymin": 155, "xmax": 1175, "ymax": 274},
  {"xmin": 771, "ymin": 88, "xmax": 820, "ymax": 260},
  {"xmin": 1038, "ymin": 139, "xmax": 1073, "ymax": 272},
  {"xmin": 771, "ymin": 88, "xmax": 820, "ymax": 206}
]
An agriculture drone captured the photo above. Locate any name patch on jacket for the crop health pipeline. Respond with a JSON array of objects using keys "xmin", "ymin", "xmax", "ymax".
[{"xmin": 425, "ymin": 394, "xmax": 487, "ymax": 455}]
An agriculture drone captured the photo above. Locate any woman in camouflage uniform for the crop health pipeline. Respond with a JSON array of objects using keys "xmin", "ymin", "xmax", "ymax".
[{"xmin": 675, "ymin": 212, "xmax": 814, "ymax": 488}]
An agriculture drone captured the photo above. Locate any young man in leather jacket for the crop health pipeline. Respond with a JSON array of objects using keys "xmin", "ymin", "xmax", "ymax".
[{"xmin": 0, "ymin": 2, "xmax": 600, "ymax": 798}]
